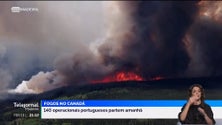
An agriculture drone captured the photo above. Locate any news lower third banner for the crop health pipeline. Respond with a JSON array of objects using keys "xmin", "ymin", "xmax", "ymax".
[{"xmin": 41, "ymin": 100, "xmax": 222, "ymax": 119}]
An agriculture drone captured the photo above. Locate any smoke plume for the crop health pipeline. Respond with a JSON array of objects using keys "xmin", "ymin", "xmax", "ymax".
[
  {"xmin": 99, "ymin": 1, "xmax": 199, "ymax": 78},
  {"xmin": 0, "ymin": 1, "xmax": 106, "ymax": 94},
  {"xmin": 2, "ymin": 1, "xmax": 222, "ymax": 95},
  {"xmin": 186, "ymin": 1, "xmax": 222, "ymax": 77}
]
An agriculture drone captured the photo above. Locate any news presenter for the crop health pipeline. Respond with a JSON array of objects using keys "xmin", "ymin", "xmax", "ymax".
[{"xmin": 178, "ymin": 84, "xmax": 215, "ymax": 125}]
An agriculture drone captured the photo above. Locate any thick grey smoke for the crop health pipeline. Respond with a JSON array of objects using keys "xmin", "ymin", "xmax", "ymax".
[
  {"xmin": 0, "ymin": 1, "xmax": 106, "ymax": 94},
  {"xmin": 0, "ymin": 43, "xmax": 12, "ymax": 91},
  {"xmin": 99, "ymin": 1, "xmax": 199, "ymax": 78},
  {"xmin": 186, "ymin": 1, "xmax": 222, "ymax": 77},
  {"xmin": 3, "ymin": 1, "xmax": 222, "ymax": 94}
]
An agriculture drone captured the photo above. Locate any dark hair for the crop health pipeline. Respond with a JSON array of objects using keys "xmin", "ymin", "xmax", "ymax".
[{"xmin": 188, "ymin": 84, "xmax": 205, "ymax": 105}]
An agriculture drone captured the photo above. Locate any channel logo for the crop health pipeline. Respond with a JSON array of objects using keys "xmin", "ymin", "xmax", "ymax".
[
  {"xmin": 11, "ymin": 7, "xmax": 21, "ymax": 13},
  {"xmin": 11, "ymin": 6, "xmax": 39, "ymax": 13}
]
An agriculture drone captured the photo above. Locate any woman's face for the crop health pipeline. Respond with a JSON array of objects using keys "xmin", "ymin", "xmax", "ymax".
[{"xmin": 192, "ymin": 86, "xmax": 201, "ymax": 100}]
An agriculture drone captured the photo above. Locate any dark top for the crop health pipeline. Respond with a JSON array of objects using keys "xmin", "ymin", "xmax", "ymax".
[{"xmin": 178, "ymin": 102, "xmax": 216, "ymax": 124}]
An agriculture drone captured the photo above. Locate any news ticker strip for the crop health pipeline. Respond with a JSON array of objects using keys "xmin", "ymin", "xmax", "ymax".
[{"xmin": 41, "ymin": 100, "xmax": 222, "ymax": 119}]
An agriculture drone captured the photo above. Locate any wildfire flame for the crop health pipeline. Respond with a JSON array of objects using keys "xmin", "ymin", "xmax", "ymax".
[
  {"xmin": 92, "ymin": 71, "xmax": 144, "ymax": 83},
  {"xmin": 91, "ymin": 71, "xmax": 164, "ymax": 84}
]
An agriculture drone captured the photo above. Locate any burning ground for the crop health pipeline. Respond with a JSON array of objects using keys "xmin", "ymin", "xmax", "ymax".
[{"xmin": 0, "ymin": 1, "xmax": 222, "ymax": 95}]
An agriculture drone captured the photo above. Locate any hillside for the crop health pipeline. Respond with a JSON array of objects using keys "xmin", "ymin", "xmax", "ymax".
[{"xmin": 0, "ymin": 77, "xmax": 221, "ymax": 125}]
